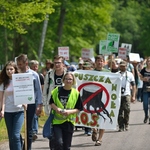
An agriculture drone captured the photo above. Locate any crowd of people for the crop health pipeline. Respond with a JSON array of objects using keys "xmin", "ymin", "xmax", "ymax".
[{"xmin": 0, "ymin": 53, "xmax": 150, "ymax": 150}]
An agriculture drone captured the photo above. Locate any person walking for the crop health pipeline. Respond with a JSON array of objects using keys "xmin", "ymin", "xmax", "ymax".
[
  {"xmin": 139, "ymin": 56, "xmax": 150, "ymax": 123},
  {"xmin": 41, "ymin": 59, "xmax": 53, "ymax": 77},
  {"xmin": 42, "ymin": 55, "xmax": 67, "ymax": 149},
  {"xmin": 118, "ymin": 61, "xmax": 136, "ymax": 131},
  {"xmin": 82, "ymin": 61, "xmax": 93, "ymax": 136},
  {"xmin": 91, "ymin": 55, "xmax": 110, "ymax": 146},
  {"xmin": 29, "ymin": 60, "xmax": 44, "ymax": 141},
  {"xmin": 49, "ymin": 72, "xmax": 83, "ymax": 150},
  {"xmin": 0, "ymin": 61, "xmax": 24, "ymax": 150},
  {"xmin": 16, "ymin": 54, "xmax": 43, "ymax": 150}
]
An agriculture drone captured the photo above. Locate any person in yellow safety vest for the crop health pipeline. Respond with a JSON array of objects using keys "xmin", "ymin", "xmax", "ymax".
[{"xmin": 49, "ymin": 72, "xmax": 83, "ymax": 150}]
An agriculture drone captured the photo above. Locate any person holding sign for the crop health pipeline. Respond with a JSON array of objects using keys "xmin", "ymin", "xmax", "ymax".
[
  {"xmin": 0, "ymin": 61, "xmax": 24, "ymax": 150},
  {"xmin": 16, "ymin": 54, "xmax": 43, "ymax": 150},
  {"xmin": 49, "ymin": 72, "xmax": 83, "ymax": 150},
  {"xmin": 92, "ymin": 55, "xmax": 110, "ymax": 146}
]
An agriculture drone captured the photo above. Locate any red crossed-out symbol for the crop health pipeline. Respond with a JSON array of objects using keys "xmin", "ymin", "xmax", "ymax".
[{"xmin": 78, "ymin": 82, "xmax": 110, "ymax": 113}]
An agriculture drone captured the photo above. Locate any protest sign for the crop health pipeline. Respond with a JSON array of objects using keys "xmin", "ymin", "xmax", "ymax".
[
  {"xmin": 121, "ymin": 43, "xmax": 132, "ymax": 55},
  {"xmin": 129, "ymin": 53, "xmax": 140, "ymax": 62},
  {"xmin": 118, "ymin": 47, "xmax": 127, "ymax": 60},
  {"xmin": 74, "ymin": 70, "xmax": 121, "ymax": 130},
  {"xmin": 106, "ymin": 33, "xmax": 120, "ymax": 53},
  {"xmin": 81, "ymin": 48, "xmax": 94, "ymax": 60},
  {"xmin": 12, "ymin": 73, "xmax": 35, "ymax": 105},
  {"xmin": 99, "ymin": 40, "xmax": 110, "ymax": 55},
  {"xmin": 58, "ymin": 46, "xmax": 69, "ymax": 60}
]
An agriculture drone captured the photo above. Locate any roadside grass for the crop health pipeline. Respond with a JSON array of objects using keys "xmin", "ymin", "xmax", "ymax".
[
  {"xmin": 0, "ymin": 115, "xmax": 48, "ymax": 142},
  {"xmin": 0, "ymin": 118, "xmax": 8, "ymax": 141}
]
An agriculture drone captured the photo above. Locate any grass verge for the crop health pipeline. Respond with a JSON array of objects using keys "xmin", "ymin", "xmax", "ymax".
[{"xmin": 0, "ymin": 115, "xmax": 48, "ymax": 142}]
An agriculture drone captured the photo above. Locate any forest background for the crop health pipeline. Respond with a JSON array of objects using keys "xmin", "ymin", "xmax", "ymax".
[{"xmin": 0, "ymin": 0, "xmax": 150, "ymax": 66}]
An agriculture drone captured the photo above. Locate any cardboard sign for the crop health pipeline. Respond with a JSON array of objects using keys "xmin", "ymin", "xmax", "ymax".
[
  {"xmin": 118, "ymin": 47, "xmax": 127, "ymax": 60},
  {"xmin": 121, "ymin": 43, "xmax": 132, "ymax": 55},
  {"xmin": 58, "ymin": 47, "xmax": 69, "ymax": 60},
  {"xmin": 12, "ymin": 73, "xmax": 35, "ymax": 105},
  {"xmin": 106, "ymin": 33, "xmax": 120, "ymax": 53},
  {"xmin": 129, "ymin": 53, "xmax": 140, "ymax": 62},
  {"xmin": 81, "ymin": 48, "xmax": 94, "ymax": 60}
]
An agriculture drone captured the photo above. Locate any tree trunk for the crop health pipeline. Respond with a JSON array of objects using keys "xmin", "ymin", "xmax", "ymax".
[{"xmin": 38, "ymin": 14, "xmax": 49, "ymax": 64}]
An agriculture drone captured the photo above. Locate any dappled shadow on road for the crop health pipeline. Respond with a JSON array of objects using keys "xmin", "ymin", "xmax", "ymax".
[
  {"xmin": 73, "ymin": 133, "xmax": 87, "ymax": 137},
  {"xmin": 131, "ymin": 109, "xmax": 143, "ymax": 112},
  {"xmin": 129, "ymin": 123, "xmax": 144, "ymax": 126},
  {"xmin": 33, "ymin": 147, "xmax": 49, "ymax": 149},
  {"xmin": 71, "ymin": 143, "xmax": 94, "ymax": 148}
]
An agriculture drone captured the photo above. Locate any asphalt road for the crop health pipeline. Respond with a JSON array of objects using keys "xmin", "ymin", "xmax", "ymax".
[{"xmin": 1, "ymin": 101, "xmax": 150, "ymax": 150}]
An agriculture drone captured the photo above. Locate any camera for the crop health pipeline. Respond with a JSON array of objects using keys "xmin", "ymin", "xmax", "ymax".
[{"xmin": 121, "ymin": 87, "xmax": 126, "ymax": 94}]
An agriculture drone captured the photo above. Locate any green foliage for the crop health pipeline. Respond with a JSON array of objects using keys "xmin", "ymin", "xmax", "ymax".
[
  {"xmin": 0, "ymin": 0, "xmax": 150, "ymax": 64},
  {"xmin": 0, "ymin": 0, "xmax": 55, "ymax": 34},
  {"xmin": 0, "ymin": 119, "xmax": 7, "ymax": 141}
]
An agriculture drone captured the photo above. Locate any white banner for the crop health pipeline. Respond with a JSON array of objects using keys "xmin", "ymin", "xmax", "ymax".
[
  {"xmin": 12, "ymin": 73, "xmax": 35, "ymax": 105},
  {"xmin": 74, "ymin": 70, "xmax": 121, "ymax": 130}
]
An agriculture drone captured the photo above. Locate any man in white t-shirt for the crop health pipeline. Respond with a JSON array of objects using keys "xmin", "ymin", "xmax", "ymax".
[{"xmin": 118, "ymin": 61, "xmax": 136, "ymax": 132}]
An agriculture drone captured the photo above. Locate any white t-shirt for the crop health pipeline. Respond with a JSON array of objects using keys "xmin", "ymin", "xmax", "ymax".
[
  {"xmin": 0, "ymin": 80, "xmax": 24, "ymax": 112},
  {"xmin": 120, "ymin": 71, "xmax": 135, "ymax": 96}
]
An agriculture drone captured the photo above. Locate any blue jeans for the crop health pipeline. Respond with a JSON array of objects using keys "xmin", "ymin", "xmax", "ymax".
[
  {"xmin": 4, "ymin": 111, "xmax": 24, "ymax": 150},
  {"xmin": 32, "ymin": 114, "xmax": 38, "ymax": 134},
  {"xmin": 143, "ymin": 92, "xmax": 150, "ymax": 117}
]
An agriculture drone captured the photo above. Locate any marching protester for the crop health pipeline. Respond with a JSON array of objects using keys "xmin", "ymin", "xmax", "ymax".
[
  {"xmin": 0, "ymin": 61, "xmax": 24, "ymax": 150},
  {"xmin": 42, "ymin": 55, "xmax": 67, "ymax": 149},
  {"xmin": 118, "ymin": 61, "xmax": 136, "ymax": 131},
  {"xmin": 107, "ymin": 59, "xmax": 119, "ymax": 73},
  {"xmin": 49, "ymin": 72, "xmax": 83, "ymax": 150},
  {"xmin": 30, "ymin": 60, "xmax": 44, "ymax": 141},
  {"xmin": 16, "ymin": 54, "xmax": 43, "ymax": 150},
  {"xmin": 41, "ymin": 59, "xmax": 53, "ymax": 77},
  {"xmin": 139, "ymin": 56, "xmax": 150, "ymax": 123},
  {"xmin": 91, "ymin": 55, "xmax": 110, "ymax": 146},
  {"xmin": 126, "ymin": 55, "xmax": 135, "ymax": 76},
  {"xmin": 82, "ymin": 61, "xmax": 93, "ymax": 136}
]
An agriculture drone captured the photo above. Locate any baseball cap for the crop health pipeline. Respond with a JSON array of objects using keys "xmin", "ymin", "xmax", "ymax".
[
  {"xmin": 119, "ymin": 61, "xmax": 127, "ymax": 66},
  {"xmin": 82, "ymin": 62, "xmax": 92, "ymax": 68}
]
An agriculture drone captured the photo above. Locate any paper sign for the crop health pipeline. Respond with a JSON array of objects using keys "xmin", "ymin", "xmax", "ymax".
[
  {"xmin": 106, "ymin": 33, "xmax": 120, "ymax": 53},
  {"xmin": 81, "ymin": 48, "xmax": 94, "ymax": 60},
  {"xmin": 118, "ymin": 47, "xmax": 127, "ymax": 60},
  {"xmin": 129, "ymin": 53, "xmax": 140, "ymax": 62},
  {"xmin": 99, "ymin": 40, "xmax": 110, "ymax": 55},
  {"xmin": 58, "ymin": 47, "xmax": 69, "ymax": 60},
  {"xmin": 121, "ymin": 43, "xmax": 132, "ymax": 55},
  {"xmin": 12, "ymin": 73, "xmax": 35, "ymax": 105}
]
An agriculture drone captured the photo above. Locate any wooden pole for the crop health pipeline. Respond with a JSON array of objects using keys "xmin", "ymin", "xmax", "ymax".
[{"xmin": 24, "ymin": 107, "xmax": 27, "ymax": 150}]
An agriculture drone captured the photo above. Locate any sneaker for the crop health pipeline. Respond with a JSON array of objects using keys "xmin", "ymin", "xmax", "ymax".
[
  {"xmin": 125, "ymin": 125, "xmax": 129, "ymax": 131},
  {"xmin": 32, "ymin": 134, "xmax": 38, "ymax": 141},
  {"xmin": 118, "ymin": 128, "xmax": 124, "ymax": 132},
  {"xmin": 87, "ymin": 132, "xmax": 91, "ymax": 136},
  {"xmin": 144, "ymin": 116, "xmax": 148, "ymax": 123},
  {"xmin": 95, "ymin": 140, "xmax": 102, "ymax": 146}
]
